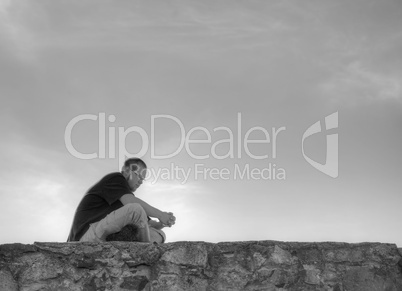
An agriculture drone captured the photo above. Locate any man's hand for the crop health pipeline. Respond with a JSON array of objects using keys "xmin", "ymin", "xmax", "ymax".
[
  {"xmin": 159, "ymin": 212, "xmax": 176, "ymax": 227},
  {"xmin": 166, "ymin": 212, "xmax": 176, "ymax": 227}
]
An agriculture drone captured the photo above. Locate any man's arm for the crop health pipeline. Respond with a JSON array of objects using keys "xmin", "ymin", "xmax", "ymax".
[
  {"xmin": 148, "ymin": 219, "xmax": 165, "ymax": 230},
  {"xmin": 120, "ymin": 194, "xmax": 175, "ymax": 226}
]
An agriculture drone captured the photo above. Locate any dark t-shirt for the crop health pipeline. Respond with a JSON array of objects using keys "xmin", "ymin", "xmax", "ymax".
[{"xmin": 67, "ymin": 172, "xmax": 132, "ymax": 241}]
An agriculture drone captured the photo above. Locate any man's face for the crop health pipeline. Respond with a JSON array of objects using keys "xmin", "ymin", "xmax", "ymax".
[{"xmin": 127, "ymin": 164, "xmax": 147, "ymax": 192}]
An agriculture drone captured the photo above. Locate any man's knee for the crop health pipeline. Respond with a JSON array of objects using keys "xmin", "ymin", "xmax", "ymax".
[{"xmin": 123, "ymin": 203, "xmax": 147, "ymax": 226}]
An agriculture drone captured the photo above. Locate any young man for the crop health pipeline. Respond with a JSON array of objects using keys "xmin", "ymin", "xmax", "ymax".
[{"xmin": 67, "ymin": 158, "xmax": 175, "ymax": 243}]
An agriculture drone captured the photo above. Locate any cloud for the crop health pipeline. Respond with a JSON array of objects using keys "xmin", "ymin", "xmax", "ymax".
[
  {"xmin": 0, "ymin": 0, "xmax": 42, "ymax": 62},
  {"xmin": 0, "ymin": 134, "xmax": 93, "ymax": 243},
  {"xmin": 0, "ymin": 0, "xmax": 305, "ymax": 58},
  {"xmin": 319, "ymin": 61, "xmax": 402, "ymax": 104}
]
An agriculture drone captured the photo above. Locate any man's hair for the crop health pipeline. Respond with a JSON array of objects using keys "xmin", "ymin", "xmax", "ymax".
[{"xmin": 123, "ymin": 158, "xmax": 147, "ymax": 171}]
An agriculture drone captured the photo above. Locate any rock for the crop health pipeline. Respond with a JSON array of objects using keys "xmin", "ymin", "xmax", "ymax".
[
  {"xmin": 0, "ymin": 269, "xmax": 18, "ymax": 291},
  {"xmin": 0, "ymin": 241, "xmax": 401, "ymax": 290}
]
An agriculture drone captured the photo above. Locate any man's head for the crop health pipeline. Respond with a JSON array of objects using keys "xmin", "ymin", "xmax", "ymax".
[{"xmin": 121, "ymin": 158, "xmax": 147, "ymax": 192}]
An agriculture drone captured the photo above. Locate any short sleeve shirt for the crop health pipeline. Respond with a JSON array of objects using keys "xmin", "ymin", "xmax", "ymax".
[{"xmin": 67, "ymin": 172, "xmax": 132, "ymax": 241}]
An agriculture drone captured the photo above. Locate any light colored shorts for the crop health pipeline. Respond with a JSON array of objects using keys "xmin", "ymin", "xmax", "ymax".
[{"xmin": 80, "ymin": 203, "xmax": 165, "ymax": 244}]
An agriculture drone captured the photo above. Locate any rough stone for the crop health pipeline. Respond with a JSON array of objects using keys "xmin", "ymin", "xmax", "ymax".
[
  {"xmin": 161, "ymin": 242, "xmax": 208, "ymax": 267},
  {"xmin": 0, "ymin": 269, "xmax": 18, "ymax": 291},
  {"xmin": 0, "ymin": 240, "xmax": 401, "ymax": 290}
]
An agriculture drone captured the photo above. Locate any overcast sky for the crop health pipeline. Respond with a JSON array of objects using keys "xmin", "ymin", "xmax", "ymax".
[{"xmin": 1, "ymin": 0, "xmax": 401, "ymax": 246}]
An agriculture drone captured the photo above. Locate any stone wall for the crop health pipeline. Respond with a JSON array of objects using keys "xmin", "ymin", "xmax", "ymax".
[{"xmin": 1, "ymin": 241, "xmax": 402, "ymax": 290}]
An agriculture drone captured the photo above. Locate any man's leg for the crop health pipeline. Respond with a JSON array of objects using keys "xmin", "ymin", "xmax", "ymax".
[{"xmin": 80, "ymin": 203, "xmax": 150, "ymax": 242}]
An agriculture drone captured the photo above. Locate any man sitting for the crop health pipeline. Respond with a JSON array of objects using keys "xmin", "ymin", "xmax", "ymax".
[{"xmin": 67, "ymin": 158, "xmax": 175, "ymax": 243}]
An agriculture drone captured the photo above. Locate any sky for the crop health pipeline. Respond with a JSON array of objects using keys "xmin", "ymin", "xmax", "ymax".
[{"xmin": 0, "ymin": 0, "xmax": 401, "ymax": 246}]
